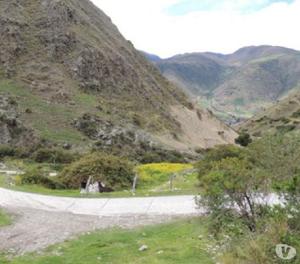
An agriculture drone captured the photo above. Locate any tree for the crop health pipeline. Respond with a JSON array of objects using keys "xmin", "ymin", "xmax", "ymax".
[
  {"xmin": 235, "ymin": 132, "xmax": 252, "ymax": 147},
  {"xmin": 59, "ymin": 152, "xmax": 134, "ymax": 190}
]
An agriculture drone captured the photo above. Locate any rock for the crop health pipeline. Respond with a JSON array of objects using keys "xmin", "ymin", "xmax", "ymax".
[
  {"xmin": 139, "ymin": 245, "xmax": 148, "ymax": 252},
  {"xmin": 0, "ymin": 94, "xmax": 37, "ymax": 146},
  {"xmin": 63, "ymin": 143, "xmax": 72, "ymax": 150}
]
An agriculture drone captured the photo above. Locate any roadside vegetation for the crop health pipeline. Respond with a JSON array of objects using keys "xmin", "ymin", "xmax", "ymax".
[
  {"xmin": 196, "ymin": 132, "xmax": 300, "ymax": 263},
  {"xmin": 0, "ymin": 218, "xmax": 213, "ymax": 264},
  {"xmin": 0, "ymin": 148, "xmax": 198, "ymax": 197},
  {"xmin": 1, "ymin": 131, "xmax": 299, "ymax": 263},
  {"xmin": 0, "ymin": 209, "xmax": 11, "ymax": 227}
]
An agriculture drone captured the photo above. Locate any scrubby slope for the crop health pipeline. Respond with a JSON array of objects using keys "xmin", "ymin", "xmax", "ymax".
[{"xmin": 239, "ymin": 89, "xmax": 300, "ymax": 136}]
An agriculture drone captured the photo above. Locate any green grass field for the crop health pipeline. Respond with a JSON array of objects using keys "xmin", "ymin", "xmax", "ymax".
[
  {"xmin": 0, "ymin": 209, "xmax": 11, "ymax": 227},
  {"xmin": 0, "ymin": 219, "xmax": 213, "ymax": 264}
]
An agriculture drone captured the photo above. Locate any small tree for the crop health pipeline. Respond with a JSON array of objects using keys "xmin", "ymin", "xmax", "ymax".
[
  {"xmin": 197, "ymin": 155, "xmax": 270, "ymax": 232},
  {"xmin": 235, "ymin": 132, "xmax": 252, "ymax": 147},
  {"xmin": 59, "ymin": 152, "xmax": 134, "ymax": 190}
]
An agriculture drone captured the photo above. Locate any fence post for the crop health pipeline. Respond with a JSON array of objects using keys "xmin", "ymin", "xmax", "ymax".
[{"xmin": 132, "ymin": 174, "xmax": 138, "ymax": 194}]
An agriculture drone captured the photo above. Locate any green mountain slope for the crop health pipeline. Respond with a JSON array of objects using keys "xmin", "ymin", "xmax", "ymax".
[
  {"xmin": 239, "ymin": 89, "xmax": 300, "ymax": 136},
  {"xmin": 148, "ymin": 46, "xmax": 300, "ymax": 123},
  {"xmin": 0, "ymin": 0, "xmax": 236, "ymax": 152}
]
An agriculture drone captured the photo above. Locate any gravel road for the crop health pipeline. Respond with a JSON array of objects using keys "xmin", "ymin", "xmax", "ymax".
[{"xmin": 0, "ymin": 188, "xmax": 201, "ymax": 254}]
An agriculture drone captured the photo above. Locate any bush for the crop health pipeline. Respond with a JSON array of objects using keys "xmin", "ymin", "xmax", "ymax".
[
  {"xmin": 32, "ymin": 148, "xmax": 77, "ymax": 164},
  {"xmin": 0, "ymin": 145, "xmax": 16, "ymax": 158},
  {"xmin": 21, "ymin": 168, "xmax": 65, "ymax": 189},
  {"xmin": 0, "ymin": 145, "xmax": 30, "ymax": 159},
  {"xmin": 196, "ymin": 144, "xmax": 243, "ymax": 177},
  {"xmin": 235, "ymin": 132, "xmax": 252, "ymax": 146},
  {"xmin": 59, "ymin": 152, "xmax": 134, "ymax": 190}
]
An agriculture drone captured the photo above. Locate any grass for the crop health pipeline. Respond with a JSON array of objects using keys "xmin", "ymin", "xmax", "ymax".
[
  {"xmin": 0, "ymin": 162, "xmax": 199, "ymax": 198},
  {"xmin": 0, "ymin": 218, "xmax": 213, "ymax": 264},
  {"xmin": 0, "ymin": 209, "xmax": 11, "ymax": 227},
  {"xmin": 137, "ymin": 163, "xmax": 193, "ymax": 188}
]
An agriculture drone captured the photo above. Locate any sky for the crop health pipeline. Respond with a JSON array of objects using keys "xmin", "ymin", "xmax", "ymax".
[{"xmin": 91, "ymin": 0, "xmax": 300, "ymax": 58}]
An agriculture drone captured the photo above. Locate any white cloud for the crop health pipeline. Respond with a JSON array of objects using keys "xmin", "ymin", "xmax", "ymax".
[{"xmin": 91, "ymin": 0, "xmax": 300, "ymax": 58}]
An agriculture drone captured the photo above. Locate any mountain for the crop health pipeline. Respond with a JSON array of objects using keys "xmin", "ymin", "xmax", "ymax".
[
  {"xmin": 141, "ymin": 51, "xmax": 162, "ymax": 63},
  {"xmin": 148, "ymin": 46, "xmax": 300, "ymax": 123},
  {"xmin": 239, "ymin": 89, "xmax": 300, "ymax": 136},
  {"xmin": 0, "ymin": 0, "xmax": 236, "ymax": 154}
]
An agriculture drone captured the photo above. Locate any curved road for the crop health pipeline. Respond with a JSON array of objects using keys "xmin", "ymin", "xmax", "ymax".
[
  {"xmin": 0, "ymin": 188, "xmax": 200, "ymax": 216},
  {"xmin": 0, "ymin": 188, "xmax": 283, "ymax": 254}
]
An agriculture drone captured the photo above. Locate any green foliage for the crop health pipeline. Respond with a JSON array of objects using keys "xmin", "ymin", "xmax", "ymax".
[
  {"xmin": 197, "ymin": 133, "xmax": 300, "ymax": 263},
  {"xmin": 59, "ymin": 153, "xmax": 134, "ymax": 190},
  {"xmin": 21, "ymin": 168, "xmax": 65, "ymax": 190},
  {"xmin": 0, "ymin": 145, "xmax": 31, "ymax": 159},
  {"xmin": 235, "ymin": 132, "xmax": 252, "ymax": 146},
  {"xmin": 0, "ymin": 209, "xmax": 11, "ymax": 227},
  {"xmin": 196, "ymin": 144, "xmax": 243, "ymax": 177},
  {"xmin": 0, "ymin": 146, "xmax": 16, "ymax": 159},
  {"xmin": 197, "ymin": 155, "xmax": 269, "ymax": 231},
  {"xmin": 32, "ymin": 148, "xmax": 77, "ymax": 164}
]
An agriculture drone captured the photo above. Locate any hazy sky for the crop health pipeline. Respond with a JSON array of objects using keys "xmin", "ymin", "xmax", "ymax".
[{"xmin": 91, "ymin": 0, "xmax": 300, "ymax": 58}]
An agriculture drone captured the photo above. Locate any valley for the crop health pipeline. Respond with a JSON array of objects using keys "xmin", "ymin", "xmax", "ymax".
[
  {"xmin": 0, "ymin": 0, "xmax": 299, "ymax": 263},
  {"xmin": 147, "ymin": 46, "xmax": 300, "ymax": 124}
]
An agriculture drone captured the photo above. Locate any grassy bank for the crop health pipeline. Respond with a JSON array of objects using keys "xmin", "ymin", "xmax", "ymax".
[
  {"xmin": 0, "ymin": 209, "xmax": 11, "ymax": 227},
  {"xmin": 0, "ymin": 162, "xmax": 198, "ymax": 198},
  {"xmin": 0, "ymin": 218, "xmax": 213, "ymax": 264}
]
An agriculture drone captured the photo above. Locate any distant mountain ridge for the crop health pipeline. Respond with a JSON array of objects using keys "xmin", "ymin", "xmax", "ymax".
[{"xmin": 146, "ymin": 45, "xmax": 300, "ymax": 123}]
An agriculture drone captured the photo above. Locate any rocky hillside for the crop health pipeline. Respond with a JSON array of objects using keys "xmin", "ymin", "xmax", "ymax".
[
  {"xmin": 149, "ymin": 46, "xmax": 300, "ymax": 123},
  {"xmin": 0, "ymin": 0, "xmax": 236, "ymax": 153}
]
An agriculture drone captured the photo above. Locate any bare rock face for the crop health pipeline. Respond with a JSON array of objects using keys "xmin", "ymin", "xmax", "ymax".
[
  {"xmin": 0, "ymin": 95, "xmax": 36, "ymax": 146},
  {"xmin": 0, "ymin": 18, "xmax": 26, "ymax": 77},
  {"xmin": 73, "ymin": 114, "xmax": 155, "ymax": 148}
]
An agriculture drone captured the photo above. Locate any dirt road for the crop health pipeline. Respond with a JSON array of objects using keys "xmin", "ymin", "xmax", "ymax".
[{"xmin": 0, "ymin": 188, "xmax": 200, "ymax": 254}]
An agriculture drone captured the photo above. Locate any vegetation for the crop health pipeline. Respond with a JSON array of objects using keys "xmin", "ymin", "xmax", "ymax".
[
  {"xmin": 137, "ymin": 163, "xmax": 193, "ymax": 188},
  {"xmin": 32, "ymin": 148, "xmax": 77, "ymax": 164},
  {"xmin": 234, "ymin": 132, "xmax": 252, "ymax": 146},
  {"xmin": 0, "ymin": 219, "xmax": 213, "ymax": 264},
  {"xmin": 20, "ymin": 167, "xmax": 65, "ymax": 190},
  {"xmin": 0, "ymin": 160, "xmax": 197, "ymax": 197},
  {"xmin": 59, "ymin": 153, "xmax": 134, "ymax": 190},
  {"xmin": 0, "ymin": 209, "xmax": 11, "ymax": 227},
  {"xmin": 196, "ymin": 133, "xmax": 300, "ymax": 263}
]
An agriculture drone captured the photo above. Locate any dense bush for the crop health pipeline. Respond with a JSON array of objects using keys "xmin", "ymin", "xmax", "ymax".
[
  {"xmin": 0, "ymin": 145, "xmax": 32, "ymax": 159},
  {"xmin": 32, "ymin": 148, "xmax": 77, "ymax": 164},
  {"xmin": 235, "ymin": 132, "xmax": 252, "ymax": 146},
  {"xmin": 59, "ymin": 152, "xmax": 134, "ymax": 190},
  {"xmin": 0, "ymin": 145, "xmax": 16, "ymax": 158},
  {"xmin": 21, "ymin": 168, "xmax": 65, "ymax": 189}
]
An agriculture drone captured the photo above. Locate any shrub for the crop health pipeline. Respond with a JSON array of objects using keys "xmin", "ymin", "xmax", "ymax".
[
  {"xmin": 32, "ymin": 148, "xmax": 77, "ymax": 164},
  {"xmin": 196, "ymin": 144, "xmax": 243, "ymax": 177},
  {"xmin": 21, "ymin": 168, "xmax": 65, "ymax": 189},
  {"xmin": 0, "ymin": 145, "xmax": 30, "ymax": 159},
  {"xmin": 235, "ymin": 132, "xmax": 252, "ymax": 146},
  {"xmin": 0, "ymin": 145, "xmax": 16, "ymax": 158},
  {"xmin": 59, "ymin": 152, "xmax": 134, "ymax": 190}
]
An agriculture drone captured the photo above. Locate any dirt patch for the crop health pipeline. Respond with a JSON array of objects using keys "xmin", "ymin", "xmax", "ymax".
[{"xmin": 157, "ymin": 105, "xmax": 237, "ymax": 151}]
